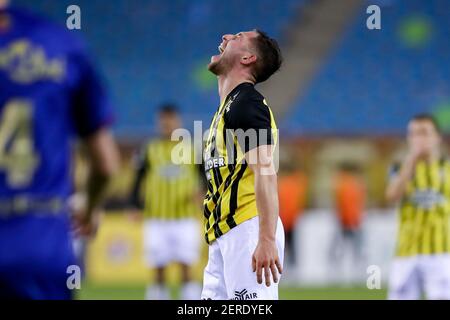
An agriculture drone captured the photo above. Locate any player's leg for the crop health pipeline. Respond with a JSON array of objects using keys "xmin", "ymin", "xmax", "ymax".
[
  {"xmin": 351, "ymin": 228, "xmax": 365, "ymax": 265},
  {"xmin": 348, "ymin": 228, "xmax": 366, "ymax": 281},
  {"xmin": 179, "ymin": 263, "xmax": 201, "ymax": 300},
  {"xmin": 328, "ymin": 225, "xmax": 345, "ymax": 283},
  {"xmin": 172, "ymin": 218, "xmax": 202, "ymax": 299},
  {"xmin": 201, "ymin": 240, "xmax": 228, "ymax": 300},
  {"xmin": 421, "ymin": 254, "xmax": 450, "ymax": 300},
  {"xmin": 219, "ymin": 216, "xmax": 285, "ymax": 300},
  {"xmin": 388, "ymin": 256, "xmax": 421, "ymax": 300},
  {"xmin": 143, "ymin": 219, "xmax": 171, "ymax": 300},
  {"xmin": 154, "ymin": 266, "xmax": 168, "ymax": 297}
]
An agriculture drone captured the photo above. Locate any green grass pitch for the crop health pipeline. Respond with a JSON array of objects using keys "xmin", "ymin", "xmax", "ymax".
[{"xmin": 76, "ymin": 283, "xmax": 388, "ymax": 300}]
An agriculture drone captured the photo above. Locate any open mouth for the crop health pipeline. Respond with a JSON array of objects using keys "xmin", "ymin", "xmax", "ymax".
[{"xmin": 218, "ymin": 44, "xmax": 225, "ymax": 54}]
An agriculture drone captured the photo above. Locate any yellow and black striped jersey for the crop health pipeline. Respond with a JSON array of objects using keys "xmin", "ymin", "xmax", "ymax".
[
  {"xmin": 132, "ymin": 139, "xmax": 201, "ymax": 220},
  {"xmin": 391, "ymin": 158, "xmax": 450, "ymax": 257},
  {"xmin": 203, "ymin": 82, "xmax": 278, "ymax": 244}
]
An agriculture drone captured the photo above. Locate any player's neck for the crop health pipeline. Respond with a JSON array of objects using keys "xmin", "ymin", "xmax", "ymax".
[{"xmin": 217, "ymin": 72, "xmax": 254, "ymax": 105}]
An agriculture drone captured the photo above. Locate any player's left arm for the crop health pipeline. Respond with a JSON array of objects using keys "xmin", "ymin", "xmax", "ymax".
[
  {"xmin": 75, "ymin": 128, "xmax": 119, "ymax": 235},
  {"xmin": 228, "ymin": 95, "xmax": 282, "ymax": 287},
  {"xmin": 246, "ymin": 146, "xmax": 283, "ymax": 287},
  {"xmin": 70, "ymin": 45, "xmax": 120, "ymax": 236}
]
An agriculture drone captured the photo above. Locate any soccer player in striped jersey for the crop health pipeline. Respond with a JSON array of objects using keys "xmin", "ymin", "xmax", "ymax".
[
  {"xmin": 201, "ymin": 30, "xmax": 284, "ymax": 300},
  {"xmin": 131, "ymin": 104, "xmax": 203, "ymax": 300},
  {"xmin": 386, "ymin": 114, "xmax": 450, "ymax": 300}
]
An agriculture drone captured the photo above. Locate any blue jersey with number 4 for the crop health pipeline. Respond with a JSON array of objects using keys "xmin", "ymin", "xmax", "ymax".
[
  {"xmin": 0, "ymin": 7, "xmax": 112, "ymax": 202},
  {"xmin": 0, "ymin": 7, "xmax": 112, "ymax": 299}
]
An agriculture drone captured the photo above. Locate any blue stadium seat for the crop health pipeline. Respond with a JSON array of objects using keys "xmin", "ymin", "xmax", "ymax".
[{"xmin": 283, "ymin": 0, "xmax": 450, "ymax": 135}]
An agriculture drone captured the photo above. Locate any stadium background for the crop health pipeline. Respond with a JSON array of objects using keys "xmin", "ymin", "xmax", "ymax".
[{"xmin": 14, "ymin": 0, "xmax": 450, "ymax": 299}]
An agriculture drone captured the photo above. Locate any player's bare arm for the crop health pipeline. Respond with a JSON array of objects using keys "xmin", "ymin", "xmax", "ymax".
[
  {"xmin": 385, "ymin": 148, "xmax": 422, "ymax": 203},
  {"xmin": 247, "ymin": 144, "xmax": 283, "ymax": 287},
  {"xmin": 73, "ymin": 128, "xmax": 120, "ymax": 236}
]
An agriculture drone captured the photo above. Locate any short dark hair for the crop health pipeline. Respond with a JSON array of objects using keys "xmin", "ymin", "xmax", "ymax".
[
  {"xmin": 410, "ymin": 113, "xmax": 441, "ymax": 133},
  {"xmin": 251, "ymin": 30, "xmax": 283, "ymax": 83},
  {"xmin": 158, "ymin": 103, "xmax": 178, "ymax": 115}
]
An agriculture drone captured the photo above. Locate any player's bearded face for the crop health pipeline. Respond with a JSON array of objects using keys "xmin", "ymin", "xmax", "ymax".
[
  {"xmin": 208, "ymin": 43, "xmax": 237, "ymax": 75},
  {"xmin": 208, "ymin": 32, "xmax": 254, "ymax": 76}
]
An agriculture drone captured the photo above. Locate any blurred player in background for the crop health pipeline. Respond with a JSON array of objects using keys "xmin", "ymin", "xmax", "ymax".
[
  {"xmin": 201, "ymin": 30, "xmax": 284, "ymax": 300},
  {"xmin": 130, "ymin": 104, "xmax": 202, "ymax": 300},
  {"xmin": 386, "ymin": 114, "xmax": 450, "ymax": 300},
  {"xmin": 278, "ymin": 160, "xmax": 307, "ymax": 267},
  {"xmin": 329, "ymin": 162, "xmax": 366, "ymax": 282},
  {"xmin": 0, "ymin": 1, "xmax": 119, "ymax": 299}
]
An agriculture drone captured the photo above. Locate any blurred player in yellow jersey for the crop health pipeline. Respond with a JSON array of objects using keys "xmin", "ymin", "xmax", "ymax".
[
  {"xmin": 386, "ymin": 114, "xmax": 450, "ymax": 300},
  {"xmin": 130, "ymin": 104, "xmax": 203, "ymax": 300}
]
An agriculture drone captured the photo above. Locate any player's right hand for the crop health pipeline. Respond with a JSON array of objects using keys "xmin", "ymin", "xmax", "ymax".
[
  {"xmin": 408, "ymin": 143, "xmax": 431, "ymax": 163},
  {"xmin": 252, "ymin": 239, "xmax": 283, "ymax": 287},
  {"xmin": 72, "ymin": 209, "xmax": 101, "ymax": 238}
]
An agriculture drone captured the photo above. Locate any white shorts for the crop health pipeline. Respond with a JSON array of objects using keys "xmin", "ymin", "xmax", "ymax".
[
  {"xmin": 201, "ymin": 216, "xmax": 285, "ymax": 300},
  {"xmin": 143, "ymin": 218, "xmax": 200, "ymax": 268},
  {"xmin": 388, "ymin": 254, "xmax": 450, "ymax": 300}
]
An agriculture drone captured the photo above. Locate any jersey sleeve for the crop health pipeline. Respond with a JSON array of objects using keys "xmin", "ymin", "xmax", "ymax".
[
  {"xmin": 225, "ymin": 96, "xmax": 273, "ymax": 154},
  {"xmin": 70, "ymin": 50, "xmax": 114, "ymax": 138}
]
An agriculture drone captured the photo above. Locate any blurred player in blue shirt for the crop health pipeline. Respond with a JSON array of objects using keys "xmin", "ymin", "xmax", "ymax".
[{"xmin": 0, "ymin": 1, "xmax": 120, "ymax": 299}]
